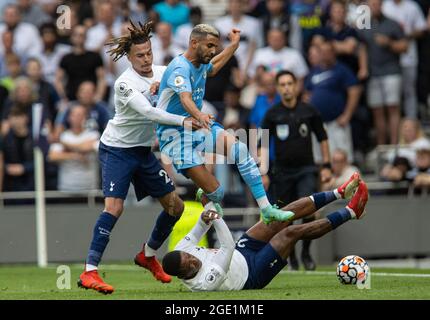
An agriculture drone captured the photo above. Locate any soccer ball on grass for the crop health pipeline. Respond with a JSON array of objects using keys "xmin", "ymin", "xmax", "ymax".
[{"xmin": 336, "ymin": 255, "xmax": 369, "ymax": 285}]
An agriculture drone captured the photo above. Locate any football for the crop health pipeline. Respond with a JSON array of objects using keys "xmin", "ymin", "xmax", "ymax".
[{"xmin": 336, "ymin": 255, "xmax": 370, "ymax": 285}]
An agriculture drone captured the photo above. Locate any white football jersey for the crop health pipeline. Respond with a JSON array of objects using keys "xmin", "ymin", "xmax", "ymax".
[
  {"xmin": 100, "ymin": 65, "xmax": 167, "ymax": 148},
  {"xmin": 176, "ymin": 237, "xmax": 249, "ymax": 291}
]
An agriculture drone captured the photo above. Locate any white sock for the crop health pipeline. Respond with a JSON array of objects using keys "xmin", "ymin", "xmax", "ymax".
[
  {"xmin": 256, "ymin": 196, "xmax": 271, "ymax": 210},
  {"xmin": 145, "ymin": 243, "xmax": 157, "ymax": 257},
  {"xmin": 333, "ymin": 189, "xmax": 342, "ymax": 199},
  {"xmin": 86, "ymin": 264, "xmax": 98, "ymax": 272},
  {"xmin": 345, "ymin": 206, "xmax": 356, "ymax": 219}
]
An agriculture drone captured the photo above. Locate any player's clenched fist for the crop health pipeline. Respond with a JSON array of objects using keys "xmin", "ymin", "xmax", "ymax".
[
  {"xmin": 201, "ymin": 210, "xmax": 221, "ymax": 225},
  {"xmin": 228, "ymin": 28, "xmax": 241, "ymax": 45}
]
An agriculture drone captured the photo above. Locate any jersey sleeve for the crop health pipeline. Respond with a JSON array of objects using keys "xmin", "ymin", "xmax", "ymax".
[
  {"xmin": 309, "ymin": 106, "xmax": 328, "ymax": 142},
  {"xmin": 206, "ymin": 62, "xmax": 214, "ymax": 75},
  {"xmin": 116, "ymin": 80, "xmax": 185, "ymax": 126},
  {"xmin": 261, "ymin": 109, "xmax": 273, "ymax": 132},
  {"xmin": 166, "ymin": 65, "xmax": 192, "ymax": 94},
  {"xmin": 211, "ymin": 219, "xmax": 235, "ymax": 273},
  {"xmin": 175, "ymin": 218, "xmax": 211, "ymax": 251}
]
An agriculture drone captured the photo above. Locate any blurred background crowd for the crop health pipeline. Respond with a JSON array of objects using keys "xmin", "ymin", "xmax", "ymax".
[{"xmin": 0, "ymin": 0, "xmax": 430, "ymax": 202}]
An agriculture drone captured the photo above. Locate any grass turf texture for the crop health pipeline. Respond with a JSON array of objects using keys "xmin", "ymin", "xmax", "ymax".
[{"xmin": 1, "ymin": 264, "xmax": 430, "ymax": 300}]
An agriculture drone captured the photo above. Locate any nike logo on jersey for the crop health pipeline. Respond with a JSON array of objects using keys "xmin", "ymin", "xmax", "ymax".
[{"xmin": 311, "ymin": 71, "xmax": 333, "ymax": 84}]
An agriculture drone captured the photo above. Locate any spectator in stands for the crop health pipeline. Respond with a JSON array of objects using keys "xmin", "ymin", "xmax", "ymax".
[
  {"xmin": 215, "ymin": 0, "xmax": 263, "ymax": 74},
  {"xmin": 417, "ymin": 2, "xmax": 430, "ymax": 119},
  {"xmin": 0, "ymin": 4, "xmax": 42, "ymax": 58},
  {"xmin": 1, "ymin": 76, "xmax": 52, "ymax": 138},
  {"xmin": 56, "ymin": 25, "xmax": 106, "ymax": 103},
  {"xmin": 2, "ymin": 107, "xmax": 35, "ymax": 192},
  {"xmin": 249, "ymin": 72, "xmax": 280, "ymax": 129},
  {"xmin": 261, "ymin": 0, "xmax": 294, "ymax": 47},
  {"xmin": 174, "ymin": 6, "xmax": 203, "ymax": 50},
  {"xmin": 313, "ymin": 0, "xmax": 363, "ymax": 76},
  {"xmin": 25, "ymin": 57, "xmax": 60, "ymax": 122},
  {"xmin": 34, "ymin": 22, "xmax": 71, "ymax": 86},
  {"xmin": 380, "ymin": 118, "xmax": 430, "ymax": 181},
  {"xmin": 358, "ymin": 0, "xmax": 408, "ymax": 145},
  {"xmin": 321, "ymin": 149, "xmax": 360, "ymax": 191},
  {"xmin": 289, "ymin": 0, "xmax": 331, "ymax": 53},
  {"xmin": 0, "ymin": 135, "xmax": 4, "ymax": 192},
  {"xmin": 54, "ymin": 81, "xmax": 111, "ymax": 140},
  {"xmin": 17, "ymin": 0, "xmax": 51, "ymax": 27},
  {"xmin": 0, "ymin": 30, "xmax": 16, "ymax": 78},
  {"xmin": 304, "ymin": 41, "xmax": 360, "ymax": 163},
  {"xmin": 222, "ymin": 85, "xmax": 249, "ymax": 131},
  {"xmin": 205, "ymin": 45, "xmax": 242, "ymax": 123},
  {"xmin": 248, "ymin": 28, "xmax": 308, "ymax": 91},
  {"xmin": 85, "ymin": 0, "xmax": 122, "ymax": 54},
  {"xmin": 0, "ymin": 53, "xmax": 22, "ymax": 93},
  {"xmin": 152, "ymin": 22, "xmax": 183, "ymax": 66},
  {"xmin": 382, "ymin": 0, "xmax": 428, "ymax": 120},
  {"xmin": 48, "ymin": 104, "xmax": 100, "ymax": 191},
  {"xmin": 407, "ymin": 141, "xmax": 430, "ymax": 189},
  {"xmin": 152, "ymin": 0, "xmax": 190, "ymax": 34}
]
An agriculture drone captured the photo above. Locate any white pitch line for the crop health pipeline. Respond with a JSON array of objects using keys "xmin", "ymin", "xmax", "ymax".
[
  {"xmin": 69, "ymin": 264, "xmax": 430, "ymax": 278},
  {"xmin": 280, "ymin": 270, "xmax": 430, "ymax": 278}
]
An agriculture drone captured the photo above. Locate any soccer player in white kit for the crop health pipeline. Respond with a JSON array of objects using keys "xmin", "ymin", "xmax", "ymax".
[
  {"xmin": 78, "ymin": 21, "xmax": 200, "ymax": 294},
  {"xmin": 162, "ymin": 173, "xmax": 368, "ymax": 291}
]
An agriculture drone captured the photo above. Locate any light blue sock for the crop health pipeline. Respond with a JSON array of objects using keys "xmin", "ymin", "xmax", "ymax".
[{"xmin": 229, "ymin": 141, "xmax": 267, "ymax": 201}]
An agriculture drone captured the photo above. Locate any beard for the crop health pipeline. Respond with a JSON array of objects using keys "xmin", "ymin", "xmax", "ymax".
[{"xmin": 197, "ymin": 47, "xmax": 212, "ymax": 64}]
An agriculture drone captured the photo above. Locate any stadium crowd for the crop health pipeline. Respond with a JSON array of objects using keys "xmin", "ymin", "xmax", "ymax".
[{"xmin": 0, "ymin": 0, "xmax": 430, "ymax": 197}]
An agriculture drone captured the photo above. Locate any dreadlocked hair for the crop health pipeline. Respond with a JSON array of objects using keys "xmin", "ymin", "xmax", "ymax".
[{"xmin": 106, "ymin": 20, "xmax": 154, "ymax": 62}]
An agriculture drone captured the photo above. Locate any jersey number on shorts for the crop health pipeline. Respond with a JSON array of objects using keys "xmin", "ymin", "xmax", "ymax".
[{"xmin": 159, "ymin": 169, "xmax": 174, "ymax": 185}]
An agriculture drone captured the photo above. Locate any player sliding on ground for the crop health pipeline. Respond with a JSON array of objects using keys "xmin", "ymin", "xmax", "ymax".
[
  {"xmin": 162, "ymin": 173, "xmax": 367, "ymax": 291},
  {"xmin": 78, "ymin": 21, "xmax": 201, "ymax": 294},
  {"xmin": 156, "ymin": 24, "xmax": 293, "ymax": 224}
]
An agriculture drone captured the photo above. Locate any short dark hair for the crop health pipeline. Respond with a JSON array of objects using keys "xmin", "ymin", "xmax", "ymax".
[
  {"xmin": 190, "ymin": 6, "xmax": 202, "ymax": 17},
  {"xmin": 275, "ymin": 70, "xmax": 297, "ymax": 83},
  {"xmin": 162, "ymin": 251, "xmax": 183, "ymax": 277},
  {"xmin": 39, "ymin": 22, "xmax": 57, "ymax": 36}
]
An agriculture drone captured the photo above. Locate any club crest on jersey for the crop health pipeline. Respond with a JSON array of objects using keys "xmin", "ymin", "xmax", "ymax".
[
  {"xmin": 299, "ymin": 123, "xmax": 308, "ymax": 137},
  {"xmin": 118, "ymin": 82, "xmax": 132, "ymax": 97},
  {"xmin": 118, "ymin": 82, "xmax": 127, "ymax": 93},
  {"xmin": 276, "ymin": 124, "xmax": 289, "ymax": 140},
  {"xmin": 205, "ymin": 268, "xmax": 220, "ymax": 283},
  {"xmin": 174, "ymin": 76, "xmax": 185, "ymax": 86}
]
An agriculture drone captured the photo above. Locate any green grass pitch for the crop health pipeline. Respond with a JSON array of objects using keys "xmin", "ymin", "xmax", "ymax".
[{"xmin": 1, "ymin": 264, "xmax": 430, "ymax": 300}]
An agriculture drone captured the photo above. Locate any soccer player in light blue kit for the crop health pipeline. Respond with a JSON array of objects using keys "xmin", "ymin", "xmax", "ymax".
[{"xmin": 156, "ymin": 24, "xmax": 293, "ymax": 223}]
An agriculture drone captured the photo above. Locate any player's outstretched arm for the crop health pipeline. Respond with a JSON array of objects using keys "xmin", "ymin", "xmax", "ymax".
[
  {"xmin": 211, "ymin": 216, "xmax": 235, "ymax": 272},
  {"xmin": 128, "ymin": 92, "xmax": 186, "ymax": 126},
  {"xmin": 179, "ymin": 92, "xmax": 214, "ymax": 129},
  {"xmin": 208, "ymin": 28, "xmax": 241, "ymax": 77},
  {"xmin": 175, "ymin": 211, "xmax": 215, "ymax": 250}
]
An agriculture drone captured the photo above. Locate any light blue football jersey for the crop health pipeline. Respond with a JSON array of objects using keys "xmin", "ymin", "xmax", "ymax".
[{"xmin": 156, "ymin": 55, "xmax": 213, "ymax": 148}]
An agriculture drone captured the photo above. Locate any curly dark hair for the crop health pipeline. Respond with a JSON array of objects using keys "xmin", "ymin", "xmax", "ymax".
[{"xmin": 105, "ymin": 20, "xmax": 154, "ymax": 62}]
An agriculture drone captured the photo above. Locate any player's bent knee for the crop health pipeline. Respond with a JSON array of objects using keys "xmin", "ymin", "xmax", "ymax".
[
  {"xmin": 172, "ymin": 197, "xmax": 184, "ymax": 217},
  {"xmin": 281, "ymin": 225, "xmax": 303, "ymax": 242},
  {"xmin": 230, "ymin": 141, "xmax": 249, "ymax": 163},
  {"xmin": 104, "ymin": 199, "xmax": 124, "ymax": 217},
  {"xmin": 206, "ymin": 185, "xmax": 224, "ymax": 203}
]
